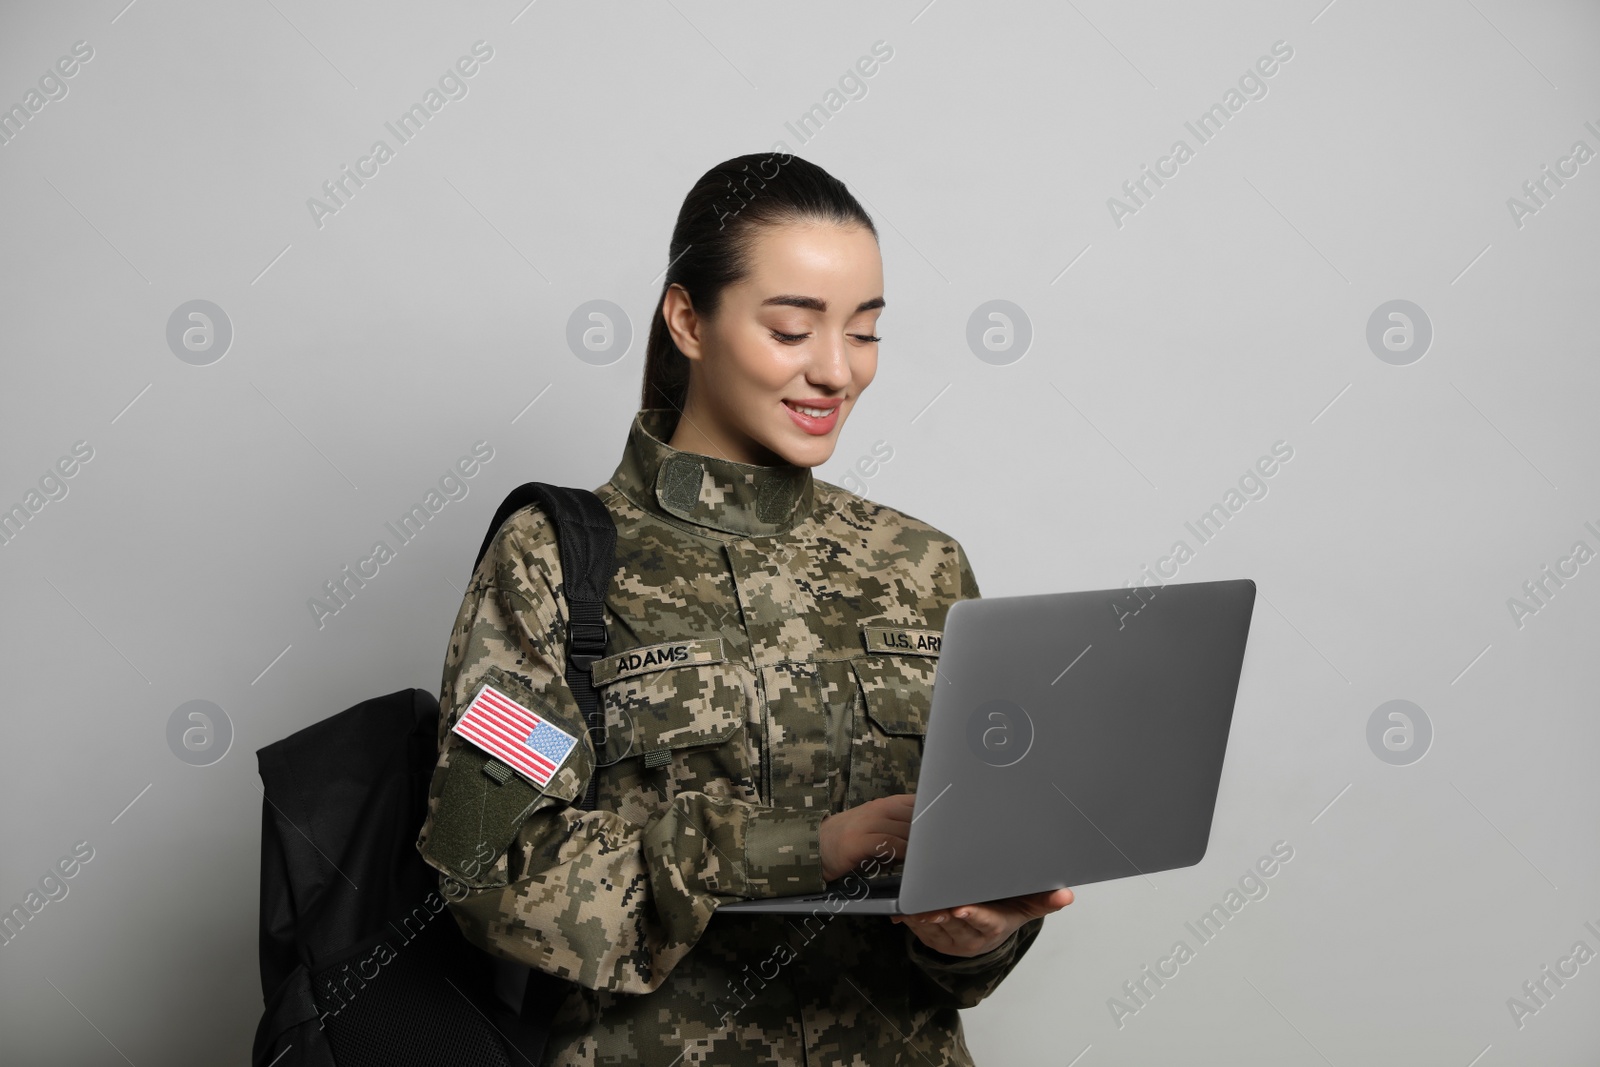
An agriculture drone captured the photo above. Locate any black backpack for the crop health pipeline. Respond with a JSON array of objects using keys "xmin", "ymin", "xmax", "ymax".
[{"xmin": 252, "ymin": 484, "xmax": 617, "ymax": 1067}]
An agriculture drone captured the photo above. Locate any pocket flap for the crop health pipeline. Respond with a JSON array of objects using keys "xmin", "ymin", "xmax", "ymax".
[{"xmin": 851, "ymin": 655, "xmax": 937, "ymax": 736}]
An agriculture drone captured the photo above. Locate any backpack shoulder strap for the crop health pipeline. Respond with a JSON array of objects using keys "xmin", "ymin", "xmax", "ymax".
[{"xmin": 472, "ymin": 482, "xmax": 616, "ymax": 811}]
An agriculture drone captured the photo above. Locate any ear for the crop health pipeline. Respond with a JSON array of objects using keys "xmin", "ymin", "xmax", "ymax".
[{"xmin": 662, "ymin": 283, "xmax": 705, "ymax": 363}]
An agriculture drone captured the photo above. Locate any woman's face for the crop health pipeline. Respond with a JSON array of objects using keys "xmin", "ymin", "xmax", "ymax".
[{"xmin": 663, "ymin": 220, "xmax": 883, "ymax": 468}]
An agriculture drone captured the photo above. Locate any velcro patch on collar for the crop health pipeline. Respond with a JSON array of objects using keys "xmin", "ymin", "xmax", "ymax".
[
  {"xmin": 861, "ymin": 625, "xmax": 943, "ymax": 657},
  {"xmin": 591, "ymin": 636, "xmax": 726, "ymax": 686}
]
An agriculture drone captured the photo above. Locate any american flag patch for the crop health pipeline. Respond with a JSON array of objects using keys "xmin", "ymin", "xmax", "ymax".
[{"xmin": 452, "ymin": 680, "xmax": 579, "ymax": 789}]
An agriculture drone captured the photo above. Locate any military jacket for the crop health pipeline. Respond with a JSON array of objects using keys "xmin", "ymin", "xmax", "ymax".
[{"xmin": 416, "ymin": 408, "xmax": 1043, "ymax": 1066}]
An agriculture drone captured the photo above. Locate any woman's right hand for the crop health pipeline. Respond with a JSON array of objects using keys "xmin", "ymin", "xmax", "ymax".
[{"xmin": 818, "ymin": 793, "xmax": 915, "ymax": 882}]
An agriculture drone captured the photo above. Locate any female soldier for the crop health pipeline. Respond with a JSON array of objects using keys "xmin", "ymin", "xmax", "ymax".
[{"xmin": 417, "ymin": 152, "xmax": 1074, "ymax": 1066}]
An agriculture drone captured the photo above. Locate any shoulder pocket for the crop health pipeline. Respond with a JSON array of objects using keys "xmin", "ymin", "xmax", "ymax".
[{"xmin": 418, "ymin": 664, "xmax": 592, "ymax": 888}]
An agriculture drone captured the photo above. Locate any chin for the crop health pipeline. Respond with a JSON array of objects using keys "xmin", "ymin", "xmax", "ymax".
[{"xmin": 769, "ymin": 433, "xmax": 836, "ymax": 469}]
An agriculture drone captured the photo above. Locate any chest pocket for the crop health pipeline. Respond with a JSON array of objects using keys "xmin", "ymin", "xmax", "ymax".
[
  {"xmin": 847, "ymin": 623, "xmax": 942, "ymax": 809},
  {"xmin": 589, "ymin": 636, "xmax": 757, "ymax": 818}
]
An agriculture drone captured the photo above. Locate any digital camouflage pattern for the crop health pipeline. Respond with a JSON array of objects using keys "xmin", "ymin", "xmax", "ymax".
[{"xmin": 416, "ymin": 408, "xmax": 1045, "ymax": 1066}]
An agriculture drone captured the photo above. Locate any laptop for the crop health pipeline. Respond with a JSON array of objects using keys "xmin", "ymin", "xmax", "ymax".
[{"xmin": 716, "ymin": 577, "xmax": 1256, "ymax": 915}]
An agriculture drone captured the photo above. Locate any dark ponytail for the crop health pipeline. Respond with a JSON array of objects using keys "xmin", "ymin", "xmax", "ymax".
[{"xmin": 640, "ymin": 152, "xmax": 877, "ymax": 434}]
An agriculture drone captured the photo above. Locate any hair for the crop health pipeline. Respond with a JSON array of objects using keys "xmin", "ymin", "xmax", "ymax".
[{"xmin": 640, "ymin": 152, "xmax": 878, "ymax": 434}]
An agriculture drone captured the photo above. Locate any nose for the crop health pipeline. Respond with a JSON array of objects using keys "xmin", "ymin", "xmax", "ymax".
[{"xmin": 807, "ymin": 335, "xmax": 852, "ymax": 392}]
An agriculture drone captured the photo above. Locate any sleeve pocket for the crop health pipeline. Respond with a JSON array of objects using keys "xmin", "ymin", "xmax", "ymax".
[{"xmin": 419, "ymin": 665, "xmax": 593, "ymax": 887}]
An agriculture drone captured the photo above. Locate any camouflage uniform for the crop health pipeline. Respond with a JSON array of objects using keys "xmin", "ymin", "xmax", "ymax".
[{"xmin": 416, "ymin": 408, "xmax": 1044, "ymax": 1066}]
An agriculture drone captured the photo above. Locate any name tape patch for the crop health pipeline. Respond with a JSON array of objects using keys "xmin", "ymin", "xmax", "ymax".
[
  {"xmin": 591, "ymin": 636, "xmax": 726, "ymax": 686},
  {"xmin": 862, "ymin": 625, "xmax": 943, "ymax": 657}
]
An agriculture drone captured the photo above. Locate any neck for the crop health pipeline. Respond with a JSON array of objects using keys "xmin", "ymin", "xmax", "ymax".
[{"xmin": 666, "ymin": 403, "xmax": 784, "ymax": 468}]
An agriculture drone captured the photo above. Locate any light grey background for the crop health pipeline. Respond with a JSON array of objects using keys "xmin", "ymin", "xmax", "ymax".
[{"xmin": 2, "ymin": 1, "xmax": 1596, "ymax": 1064}]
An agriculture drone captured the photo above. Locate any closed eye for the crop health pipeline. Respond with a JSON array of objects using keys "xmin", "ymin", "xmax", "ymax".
[{"xmin": 770, "ymin": 331, "xmax": 882, "ymax": 344}]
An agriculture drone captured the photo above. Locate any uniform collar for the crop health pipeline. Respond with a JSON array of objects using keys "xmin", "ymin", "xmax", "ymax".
[{"xmin": 610, "ymin": 408, "xmax": 814, "ymax": 538}]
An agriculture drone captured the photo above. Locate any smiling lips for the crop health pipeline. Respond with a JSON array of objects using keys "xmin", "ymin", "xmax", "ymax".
[{"xmin": 783, "ymin": 397, "xmax": 842, "ymax": 435}]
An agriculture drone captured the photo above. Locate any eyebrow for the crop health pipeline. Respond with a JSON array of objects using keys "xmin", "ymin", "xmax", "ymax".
[{"xmin": 760, "ymin": 295, "xmax": 886, "ymax": 313}]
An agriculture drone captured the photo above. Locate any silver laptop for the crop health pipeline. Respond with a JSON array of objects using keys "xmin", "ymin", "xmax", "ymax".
[{"xmin": 716, "ymin": 577, "xmax": 1256, "ymax": 916}]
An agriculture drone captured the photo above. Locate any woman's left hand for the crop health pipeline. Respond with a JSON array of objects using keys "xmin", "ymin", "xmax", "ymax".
[{"xmin": 891, "ymin": 887, "xmax": 1075, "ymax": 958}]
